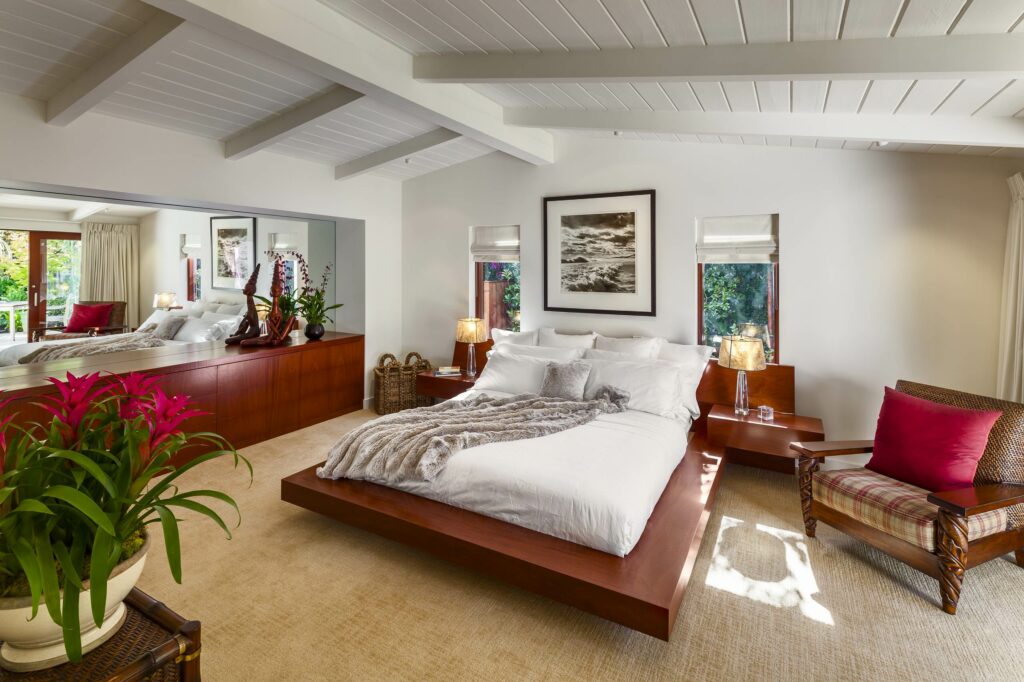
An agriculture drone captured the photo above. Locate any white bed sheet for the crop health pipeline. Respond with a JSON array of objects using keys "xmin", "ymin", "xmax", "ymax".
[{"xmin": 393, "ymin": 389, "xmax": 692, "ymax": 556}]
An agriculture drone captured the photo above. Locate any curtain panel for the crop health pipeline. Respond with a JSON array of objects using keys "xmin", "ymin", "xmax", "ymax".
[
  {"xmin": 998, "ymin": 173, "xmax": 1024, "ymax": 401},
  {"xmin": 80, "ymin": 222, "xmax": 140, "ymax": 329}
]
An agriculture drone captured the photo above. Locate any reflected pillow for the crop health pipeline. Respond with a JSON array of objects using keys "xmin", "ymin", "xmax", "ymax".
[
  {"xmin": 173, "ymin": 318, "xmax": 222, "ymax": 342},
  {"xmin": 152, "ymin": 315, "xmax": 187, "ymax": 340},
  {"xmin": 139, "ymin": 309, "xmax": 170, "ymax": 330},
  {"xmin": 216, "ymin": 303, "xmax": 244, "ymax": 315},
  {"xmin": 65, "ymin": 303, "xmax": 112, "ymax": 333},
  {"xmin": 201, "ymin": 311, "xmax": 242, "ymax": 338}
]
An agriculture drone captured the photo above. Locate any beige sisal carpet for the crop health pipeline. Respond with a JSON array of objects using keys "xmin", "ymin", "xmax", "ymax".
[{"xmin": 138, "ymin": 411, "xmax": 1024, "ymax": 681}]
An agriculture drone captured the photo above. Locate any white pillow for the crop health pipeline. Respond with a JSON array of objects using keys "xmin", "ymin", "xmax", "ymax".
[
  {"xmin": 491, "ymin": 328, "xmax": 537, "ymax": 345},
  {"xmin": 492, "ymin": 344, "xmax": 585, "ymax": 362},
  {"xmin": 594, "ymin": 334, "xmax": 664, "ymax": 359},
  {"xmin": 201, "ymin": 311, "xmax": 242, "ymax": 337},
  {"xmin": 473, "ymin": 354, "xmax": 549, "ymax": 395},
  {"xmin": 139, "ymin": 308, "xmax": 170, "ymax": 330},
  {"xmin": 173, "ymin": 317, "xmax": 223, "ymax": 343},
  {"xmin": 538, "ymin": 328, "xmax": 597, "ymax": 349},
  {"xmin": 216, "ymin": 303, "xmax": 243, "ymax": 315},
  {"xmin": 658, "ymin": 343, "xmax": 715, "ymax": 376},
  {"xmin": 583, "ymin": 358, "xmax": 695, "ymax": 420}
]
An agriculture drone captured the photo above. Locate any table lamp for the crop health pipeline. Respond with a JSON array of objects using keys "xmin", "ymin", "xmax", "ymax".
[
  {"xmin": 152, "ymin": 292, "xmax": 178, "ymax": 310},
  {"xmin": 456, "ymin": 317, "xmax": 486, "ymax": 377},
  {"xmin": 718, "ymin": 335, "xmax": 766, "ymax": 415}
]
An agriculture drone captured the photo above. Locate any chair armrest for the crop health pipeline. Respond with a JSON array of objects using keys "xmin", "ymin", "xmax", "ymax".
[
  {"xmin": 927, "ymin": 484, "xmax": 1024, "ymax": 517},
  {"xmin": 790, "ymin": 440, "xmax": 874, "ymax": 458}
]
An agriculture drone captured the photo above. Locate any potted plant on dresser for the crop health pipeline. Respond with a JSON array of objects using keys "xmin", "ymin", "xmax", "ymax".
[
  {"xmin": 262, "ymin": 251, "xmax": 343, "ymax": 341},
  {"xmin": 0, "ymin": 371, "xmax": 251, "ymax": 672}
]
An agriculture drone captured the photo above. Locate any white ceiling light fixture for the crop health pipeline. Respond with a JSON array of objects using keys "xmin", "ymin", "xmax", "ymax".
[{"xmin": 876, "ymin": 141, "xmax": 890, "ymax": 147}]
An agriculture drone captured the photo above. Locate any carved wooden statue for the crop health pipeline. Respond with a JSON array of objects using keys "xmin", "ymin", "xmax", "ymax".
[
  {"xmin": 241, "ymin": 260, "xmax": 295, "ymax": 347},
  {"xmin": 225, "ymin": 263, "xmax": 261, "ymax": 345}
]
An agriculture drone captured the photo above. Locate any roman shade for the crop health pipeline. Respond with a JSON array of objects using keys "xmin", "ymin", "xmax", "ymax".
[
  {"xmin": 696, "ymin": 214, "xmax": 778, "ymax": 264},
  {"xmin": 471, "ymin": 225, "xmax": 520, "ymax": 262}
]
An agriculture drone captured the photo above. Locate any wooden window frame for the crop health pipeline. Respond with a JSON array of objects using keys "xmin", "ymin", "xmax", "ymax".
[{"xmin": 697, "ymin": 261, "xmax": 780, "ymax": 363}]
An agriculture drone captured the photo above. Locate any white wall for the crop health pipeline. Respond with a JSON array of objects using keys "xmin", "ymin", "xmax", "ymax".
[
  {"xmin": 402, "ymin": 135, "xmax": 1024, "ymax": 438},
  {"xmin": 0, "ymin": 93, "xmax": 401, "ymax": 405}
]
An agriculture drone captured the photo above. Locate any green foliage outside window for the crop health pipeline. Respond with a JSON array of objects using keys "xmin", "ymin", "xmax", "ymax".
[
  {"xmin": 701, "ymin": 262, "xmax": 773, "ymax": 356},
  {"xmin": 483, "ymin": 262, "xmax": 521, "ymax": 332},
  {"xmin": 0, "ymin": 231, "xmax": 81, "ymax": 333}
]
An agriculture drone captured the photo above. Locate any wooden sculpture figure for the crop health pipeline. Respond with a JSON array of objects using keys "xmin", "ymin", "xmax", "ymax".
[
  {"xmin": 241, "ymin": 259, "xmax": 296, "ymax": 346},
  {"xmin": 225, "ymin": 263, "xmax": 261, "ymax": 345}
]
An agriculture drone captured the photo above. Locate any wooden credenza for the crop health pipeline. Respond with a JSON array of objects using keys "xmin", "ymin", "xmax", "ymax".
[{"xmin": 0, "ymin": 332, "xmax": 365, "ymax": 463}]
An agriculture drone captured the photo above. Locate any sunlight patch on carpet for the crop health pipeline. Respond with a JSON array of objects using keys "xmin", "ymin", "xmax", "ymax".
[{"xmin": 705, "ymin": 516, "xmax": 834, "ymax": 625}]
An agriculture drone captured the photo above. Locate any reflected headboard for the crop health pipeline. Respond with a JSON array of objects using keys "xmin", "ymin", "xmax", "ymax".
[{"xmin": 693, "ymin": 362, "xmax": 795, "ymax": 433}]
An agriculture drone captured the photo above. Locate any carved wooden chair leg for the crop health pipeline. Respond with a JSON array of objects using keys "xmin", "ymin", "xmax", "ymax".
[
  {"xmin": 797, "ymin": 455, "xmax": 819, "ymax": 537},
  {"xmin": 936, "ymin": 509, "xmax": 969, "ymax": 615}
]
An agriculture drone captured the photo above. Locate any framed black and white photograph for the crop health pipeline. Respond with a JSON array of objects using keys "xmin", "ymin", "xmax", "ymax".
[
  {"xmin": 544, "ymin": 190, "xmax": 655, "ymax": 316},
  {"xmin": 211, "ymin": 216, "xmax": 256, "ymax": 291}
]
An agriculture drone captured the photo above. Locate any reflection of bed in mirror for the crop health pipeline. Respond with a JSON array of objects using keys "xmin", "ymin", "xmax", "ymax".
[
  {"xmin": 0, "ymin": 331, "xmax": 366, "ymax": 460},
  {"xmin": 0, "ymin": 298, "xmax": 248, "ymax": 367}
]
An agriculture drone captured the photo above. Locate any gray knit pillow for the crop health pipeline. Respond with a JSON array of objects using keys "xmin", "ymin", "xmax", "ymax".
[
  {"xmin": 152, "ymin": 315, "xmax": 187, "ymax": 340},
  {"xmin": 540, "ymin": 361, "xmax": 592, "ymax": 400}
]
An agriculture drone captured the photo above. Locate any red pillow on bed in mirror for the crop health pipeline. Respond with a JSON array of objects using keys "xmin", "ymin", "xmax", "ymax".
[
  {"xmin": 64, "ymin": 303, "xmax": 113, "ymax": 333},
  {"xmin": 865, "ymin": 387, "xmax": 1001, "ymax": 492}
]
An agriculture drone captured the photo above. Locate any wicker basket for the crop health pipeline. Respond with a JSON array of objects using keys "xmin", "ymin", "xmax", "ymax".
[
  {"xmin": 405, "ymin": 352, "xmax": 434, "ymax": 407},
  {"xmin": 374, "ymin": 352, "xmax": 433, "ymax": 414}
]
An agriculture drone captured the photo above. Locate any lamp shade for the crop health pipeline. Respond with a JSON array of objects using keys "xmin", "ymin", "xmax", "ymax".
[
  {"xmin": 152, "ymin": 292, "xmax": 177, "ymax": 309},
  {"xmin": 456, "ymin": 318, "xmax": 486, "ymax": 344},
  {"xmin": 718, "ymin": 336, "xmax": 766, "ymax": 372}
]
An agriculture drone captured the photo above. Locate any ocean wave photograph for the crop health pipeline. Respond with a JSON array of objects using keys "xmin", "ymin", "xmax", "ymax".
[{"xmin": 560, "ymin": 211, "xmax": 637, "ymax": 293}]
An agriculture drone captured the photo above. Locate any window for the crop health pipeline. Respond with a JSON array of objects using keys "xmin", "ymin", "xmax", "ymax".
[
  {"xmin": 696, "ymin": 215, "xmax": 779, "ymax": 362},
  {"xmin": 471, "ymin": 225, "xmax": 521, "ymax": 336}
]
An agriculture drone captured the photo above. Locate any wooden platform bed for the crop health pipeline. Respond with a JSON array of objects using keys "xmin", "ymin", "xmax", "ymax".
[{"xmin": 281, "ymin": 362, "xmax": 795, "ymax": 639}]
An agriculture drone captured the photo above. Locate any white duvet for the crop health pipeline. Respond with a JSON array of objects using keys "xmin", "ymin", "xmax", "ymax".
[{"xmin": 392, "ymin": 389, "xmax": 691, "ymax": 556}]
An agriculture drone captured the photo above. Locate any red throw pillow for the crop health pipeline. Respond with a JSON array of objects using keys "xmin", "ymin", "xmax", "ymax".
[
  {"xmin": 866, "ymin": 387, "xmax": 1001, "ymax": 491},
  {"xmin": 64, "ymin": 303, "xmax": 113, "ymax": 333}
]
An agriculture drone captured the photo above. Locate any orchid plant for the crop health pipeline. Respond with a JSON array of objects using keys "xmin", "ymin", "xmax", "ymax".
[
  {"xmin": 261, "ymin": 251, "xmax": 343, "ymax": 327},
  {"xmin": 0, "ymin": 371, "xmax": 250, "ymax": 661}
]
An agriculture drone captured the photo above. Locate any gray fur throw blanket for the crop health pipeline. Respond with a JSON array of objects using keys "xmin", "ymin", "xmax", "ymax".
[
  {"xmin": 19, "ymin": 332, "xmax": 165, "ymax": 364},
  {"xmin": 317, "ymin": 389, "xmax": 629, "ymax": 484}
]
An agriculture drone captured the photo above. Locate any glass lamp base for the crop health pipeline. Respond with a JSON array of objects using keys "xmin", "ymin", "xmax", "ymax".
[
  {"xmin": 466, "ymin": 343, "xmax": 477, "ymax": 377},
  {"xmin": 734, "ymin": 370, "xmax": 749, "ymax": 415}
]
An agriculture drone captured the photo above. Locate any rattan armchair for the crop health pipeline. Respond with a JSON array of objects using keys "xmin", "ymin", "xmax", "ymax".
[
  {"xmin": 791, "ymin": 380, "xmax": 1024, "ymax": 615},
  {"xmin": 32, "ymin": 300, "xmax": 129, "ymax": 342}
]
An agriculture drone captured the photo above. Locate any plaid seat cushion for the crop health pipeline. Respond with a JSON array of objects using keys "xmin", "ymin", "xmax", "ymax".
[{"xmin": 813, "ymin": 468, "xmax": 1009, "ymax": 551}]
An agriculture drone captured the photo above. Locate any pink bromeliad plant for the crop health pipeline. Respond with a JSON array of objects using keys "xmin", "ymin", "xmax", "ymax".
[{"xmin": 0, "ymin": 371, "xmax": 250, "ymax": 662}]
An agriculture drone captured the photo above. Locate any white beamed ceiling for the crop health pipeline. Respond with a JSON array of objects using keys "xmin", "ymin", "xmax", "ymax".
[
  {"xmin": 0, "ymin": 0, "xmax": 492, "ymax": 180},
  {"xmin": 321, "ymin": 0, "xmax": 1024, "ymax": 157}
]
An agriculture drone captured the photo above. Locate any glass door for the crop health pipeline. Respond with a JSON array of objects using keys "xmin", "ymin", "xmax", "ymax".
[{"xmin": 28, "ymin": 232, "xmax": 82, "ymax": 336}]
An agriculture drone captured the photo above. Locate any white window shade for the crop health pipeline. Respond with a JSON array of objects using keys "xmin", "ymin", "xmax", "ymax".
[
  {"xmin": 471, "ymin": 225, "xmax": 520, "ymax": 262},
  {"xmin": 696, "ymin": 214, "xmax": 778, "ymax": 264}
]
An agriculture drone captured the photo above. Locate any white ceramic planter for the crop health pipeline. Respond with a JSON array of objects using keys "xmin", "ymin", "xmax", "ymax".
[{"xmin": 0, "ymin": 535, "xmax": 149, "ymax": 672}]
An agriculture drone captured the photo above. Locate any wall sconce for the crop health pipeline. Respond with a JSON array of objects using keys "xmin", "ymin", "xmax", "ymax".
[
  {"xmin": 153, "ymin": 292, "xmax": 179, "ymax": 310},
  {"xmin": 268, "ymin": 233, "xmax": 293, "ymax": 251},
  {"xmin": 180, "ymin": 233, "xmax": 202, "ymax": 257}
]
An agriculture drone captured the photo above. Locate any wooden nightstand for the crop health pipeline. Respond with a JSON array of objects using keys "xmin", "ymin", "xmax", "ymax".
[
  {"xmin": 416, "ymin": 371, "xmax": 477, "ymax": 402},
  {"xmin": 707, "ymin": 404, "xmax": 825, "ymax": 474}
]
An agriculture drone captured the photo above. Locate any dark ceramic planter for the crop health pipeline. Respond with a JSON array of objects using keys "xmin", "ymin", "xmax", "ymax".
[{"xmin": 304, "ymin": 323, "xmax": 325, "ymax": 341}]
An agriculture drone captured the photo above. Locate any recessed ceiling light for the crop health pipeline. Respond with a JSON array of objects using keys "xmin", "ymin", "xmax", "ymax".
[{"xmin": 877, "ymin": 141, "xmax": 889, "ymax": 147}]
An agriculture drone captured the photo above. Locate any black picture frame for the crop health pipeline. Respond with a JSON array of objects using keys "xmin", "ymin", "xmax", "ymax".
[
  {"xmin": 543, "ymin": 189, "xmax": 656, "ymax": 316},
  {"xmin": 210, "ymin": 216, "xmax": 256, "ymax": 291}
]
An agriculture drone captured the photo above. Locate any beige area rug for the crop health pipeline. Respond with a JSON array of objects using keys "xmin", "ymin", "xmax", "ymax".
[{"xmin": 138, "ymin": 410, "xmax": 1024, "ymax": 681}]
